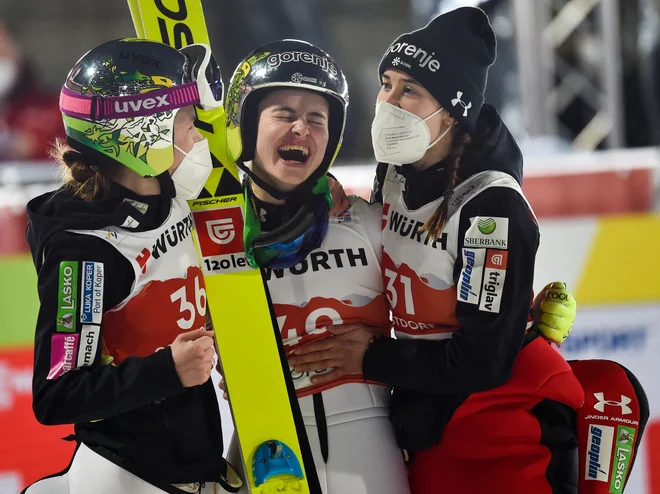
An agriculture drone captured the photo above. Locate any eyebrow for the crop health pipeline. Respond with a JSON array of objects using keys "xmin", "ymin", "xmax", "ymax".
[
  {"xmin": 273, "ymin": 106, "xmax": 328, "ymax": 119},
  {"xmin": 381, "ymin": 74, "xmax": 420, "ymax": 85}
]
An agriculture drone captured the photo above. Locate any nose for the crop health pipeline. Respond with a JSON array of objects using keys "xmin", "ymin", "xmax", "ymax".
[
  {"xmin": 380, "ymin": 89, "xmax": 400, "ymax": 107},
  {"xmin": 291, "ymin": 118, "xmax": 310, "ymax": 138},
  {"xmin": 192, "ymin": 127, "xmax": 204, "ymax": 142}
]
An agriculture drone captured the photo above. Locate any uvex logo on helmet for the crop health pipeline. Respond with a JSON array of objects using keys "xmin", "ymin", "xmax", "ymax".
[
  {"xmin": 114, "ymin": 94, "xmax": 170, "ymax": 113},
  {"xmin": 388, "ymin": 42, "xmax": 440, "ymax": 72},
  {"xmin": 267, "ymin": 51, "xmax": 338, "ymax": 76}
]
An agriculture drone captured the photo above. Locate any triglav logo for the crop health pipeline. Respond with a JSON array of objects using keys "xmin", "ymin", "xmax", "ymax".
[
  {"xmin": 490, "ymin": 253, "xmax": 505, "ymax": 266},
  {"xmin": 451, "ymin": 91, "xmax": 472, "ymax": 117},
  {"xmin": 594, "ymin": 393, "xmax": 632, "ymax": 415},
  {"xmin": 206, "ymin": 218, "xmax": 235, "ymax": 245},
  {"xmin": 387, "ymin": 43, "xmax": 440, "ymax": 72}
]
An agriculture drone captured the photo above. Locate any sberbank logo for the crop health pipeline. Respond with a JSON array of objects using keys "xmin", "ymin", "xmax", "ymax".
[{"xmin": 478, "ymin": 218, "xmax": 496, "ymax": 235}]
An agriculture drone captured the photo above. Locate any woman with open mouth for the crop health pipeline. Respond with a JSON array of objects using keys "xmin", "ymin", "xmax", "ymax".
[{"xmin": 221, "ymin": 39, "xmax": 411, "ymax": 494}]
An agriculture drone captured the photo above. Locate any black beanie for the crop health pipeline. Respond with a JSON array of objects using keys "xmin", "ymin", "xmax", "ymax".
[{"xmin": 378, "ymin": 7, "xmax": 496, "ymax": 132}]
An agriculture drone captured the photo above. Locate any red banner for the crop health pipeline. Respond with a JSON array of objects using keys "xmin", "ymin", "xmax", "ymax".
[{"xmin": 0, "ymin": 347, "xmax": 75, "ymax": 491}]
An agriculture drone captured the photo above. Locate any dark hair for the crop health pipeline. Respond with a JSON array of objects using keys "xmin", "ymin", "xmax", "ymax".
[
  {"xmin": 418, "ymin": 128, "xmax": 473, "ymax": 240},
  {"xmin": 51, "ymin": 138, "xmax": 114, "ymax": 201}
]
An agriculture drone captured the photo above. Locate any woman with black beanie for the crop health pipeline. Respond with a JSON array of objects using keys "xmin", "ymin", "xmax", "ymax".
[{"xmin": 290, "ymin": 7, "xmax": 584, "ymax": 493}]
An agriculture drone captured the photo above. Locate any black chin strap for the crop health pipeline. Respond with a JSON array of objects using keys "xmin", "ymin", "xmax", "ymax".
[
  {"xmin": 155, "ymin": 171, "xmax": 176, "ymax": 199},
  {"xmin": 237, "ymin": 161, "xmax": 290, "ymax": 202},
  {"xmin": 237, "ymin": 160, "xmax": 327, "ymax": 203}
]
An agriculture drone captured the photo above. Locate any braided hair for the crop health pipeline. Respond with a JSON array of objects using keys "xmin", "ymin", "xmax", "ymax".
[{"xmin": 418, "ymin": 129, "xmax": 473, "ymax": 240}]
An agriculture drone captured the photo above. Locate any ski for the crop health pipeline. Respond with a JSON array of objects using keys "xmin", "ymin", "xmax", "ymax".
[{"xmin": 126, "ymin": 1, "xmax": 320, "ymax": 493}]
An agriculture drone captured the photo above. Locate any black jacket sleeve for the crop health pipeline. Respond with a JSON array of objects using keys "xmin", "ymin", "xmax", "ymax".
[
  {"xmin": 370, "ymin": 162, "xmax": 388, "ymax": 205},
  {"xmin": 32, "ymin": 232, "xmax": 185, "ymax": 425},
  {"xmin": 363, "ymin": 187, "xmax": 539, "ymax": 394}
]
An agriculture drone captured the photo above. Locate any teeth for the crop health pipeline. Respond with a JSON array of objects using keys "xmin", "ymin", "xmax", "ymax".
[{"xmin": 279, "ymin": 144, "xmax": 309, "ymax": 156}]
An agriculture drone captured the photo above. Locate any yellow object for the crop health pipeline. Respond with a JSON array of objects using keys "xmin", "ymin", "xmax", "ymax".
[
  {"xmin": 127, "ymin": 1, "xmax": 315, "ymax": 492},
  {"xmin": 576, "ymin": 215, "xmax": 660, "ymax": 304},
  {"xmin": 534, "ymin": 281, "xmax": 577, "ymax": 344}
]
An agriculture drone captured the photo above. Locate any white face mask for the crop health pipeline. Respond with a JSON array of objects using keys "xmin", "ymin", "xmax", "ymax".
[
  {"xmin": 171, "ymin": 139, "xmax": 213, "ymax": 199},
  {"xmin": 0, "ymin": 59, "xmax": 18, "ymax": 99},
  {"xmin": 371, "ymin": 101, "xmax": 452, "ymax": 165}
]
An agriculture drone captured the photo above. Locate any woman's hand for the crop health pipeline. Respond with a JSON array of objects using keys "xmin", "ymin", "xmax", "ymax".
[
  {"xmin": 170, "ymin": 329, "xmax": 216, "ymax": 388},
  {"xmin": 288, "ymin": 323, "xmax": 379, "ymax": 386},
  {"xmin": 327, "ymin": 174, "xmax": 350, "ymax": 216}
]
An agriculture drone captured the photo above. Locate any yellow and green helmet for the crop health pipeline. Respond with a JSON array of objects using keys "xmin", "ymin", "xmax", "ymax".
[{"xmin": 59, "ymin": 38, "xmax": 223, "ymax": 176}]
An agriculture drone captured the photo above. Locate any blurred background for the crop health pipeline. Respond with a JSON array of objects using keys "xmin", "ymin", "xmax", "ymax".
[{"xmin": 0, "ymin": 0, "xmax": 659, "ymax": 493}]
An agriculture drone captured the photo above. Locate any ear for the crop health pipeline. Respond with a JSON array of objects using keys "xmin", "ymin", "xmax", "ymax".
[{"xmin": 443, "ymin": 110, "xmax": 457, "ymax": 128}]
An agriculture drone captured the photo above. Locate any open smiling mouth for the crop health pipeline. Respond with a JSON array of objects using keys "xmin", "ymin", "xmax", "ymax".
[{"xmin": 278, "ymin": 144, "xmax": 310, "ymax": 165}]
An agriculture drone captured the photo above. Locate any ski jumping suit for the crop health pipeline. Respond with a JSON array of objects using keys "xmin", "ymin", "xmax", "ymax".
[
  {"xmin": 365, "ymin": 106, "xmax": 585, "ymax": 494},
  {"xmin": 23, "ymin": 185, "xmax": 238, "ymax": 494},
  {"xmin": 228, "ymin": 196, "xmax": 410, "ymax": 494}
]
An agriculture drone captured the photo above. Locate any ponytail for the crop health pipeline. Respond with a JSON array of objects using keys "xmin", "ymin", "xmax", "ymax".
[{"xmin": 52, "ymin": 138, "xmax": 113, "ymax": 201}]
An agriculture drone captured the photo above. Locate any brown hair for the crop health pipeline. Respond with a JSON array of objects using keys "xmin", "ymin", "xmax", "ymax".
[
  {"xmin": 418, "ymin": 128, "xmax": 473, "ymax": 240},
  {"xmin": 52, "ymin": 138, "xmax": 114, "ymax": 201}
]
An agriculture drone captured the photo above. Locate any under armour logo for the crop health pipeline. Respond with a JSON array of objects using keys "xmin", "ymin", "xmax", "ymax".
[
  {"xmin": 451, "ymin": 91, "xmax": 472, "ymax": 117},
  {"xmin": 593, "ymin": 392, "xmax": 632, "ymax": 415}
]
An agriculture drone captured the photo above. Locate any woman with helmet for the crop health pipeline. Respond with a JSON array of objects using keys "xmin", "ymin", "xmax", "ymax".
[
  {"xmin": 288, "ymin": 7, "xmax": 584, "ymax": 494},
  {"xmin": 221, "ymin": 39, "xmax": 411, "ymax": 494},
  {"xmin": 22, "ymin": 38, "xmax": 241, "ymax": 494}
]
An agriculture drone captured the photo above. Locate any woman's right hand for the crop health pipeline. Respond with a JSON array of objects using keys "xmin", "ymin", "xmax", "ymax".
[{"xmin": 170, "ymin": 329, "xmax": 216, "ymax": 387}]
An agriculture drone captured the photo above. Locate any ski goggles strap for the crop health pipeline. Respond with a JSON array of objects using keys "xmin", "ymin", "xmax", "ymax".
[{"xmin": 60, "ymin": 84, "xmax": 201, "ymax": 120}]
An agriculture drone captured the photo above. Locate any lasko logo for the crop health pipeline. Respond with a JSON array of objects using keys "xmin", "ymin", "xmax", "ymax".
[
  {"xmin": 479, "ymin": 249, "xmax": 508, "ymax": 313},
  {"xmin": 80, "ymin": 262, "xmax": 104, "ymax": 325},
  {"xmin": 585, "ymin": 425, "xmax": 614, "ymax": 482},
  {"xmin": 451, "ymin": 91, "xmax": 472, "ymax": 117},
  {"xmin": 594, "ymin": 393, "xmax": 633, "ymax": 415},
  {"xmin": 610, "ymin": 426, "xmax": 636, "ymax": 494},
  {"xmin": 464, "ymin": 217, "xmax": 509, "ymax": 249},
  {"xmin": 114, "ymin": 94, "xmax": 170, "ymax": 113},
  {"xmin": 194, "ymin": 207, "xmax": 251, "ymax": 275},
  {"xmin": 267, "ymin": 51, "xmax": 338, "ymax": 76},
  {"xmin": 207, "ymin": 218, "xmax": 235, "ymax": 245},
  {"xmin": 47, "ymin": 333, "xmax": 79, "ymax": 380},
  {"xmin": 388, "ymin": 42, "xmax": 440, "ymax": 72},
  {"xmin": 57, "ymin": 261, "xmax": 78, "ymax": 333},
  {"xmin": 458, "ymin": 248, "xmax": 484, "ymax": 305}
]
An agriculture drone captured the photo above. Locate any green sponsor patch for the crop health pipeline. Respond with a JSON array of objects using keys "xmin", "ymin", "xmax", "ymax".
[
  {"xmin": 56, "ymin": 261, "xmax": 78, "ymax": 333},
  {"xmin": 610, "ymin": 425, "xmax": 636, "ymax": 494},
  {"xmin": 478, "ymin": 217, "xmax": 496, "ymax": 234}
]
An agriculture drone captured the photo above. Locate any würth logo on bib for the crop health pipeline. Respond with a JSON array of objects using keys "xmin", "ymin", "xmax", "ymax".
[
  {"xmin": 194, "ymin": 207, "xmax": 251, "ymax": 274},
  {"xmin": 464, "ymin": 217, "xmax": 508, "ymax": 249}
]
